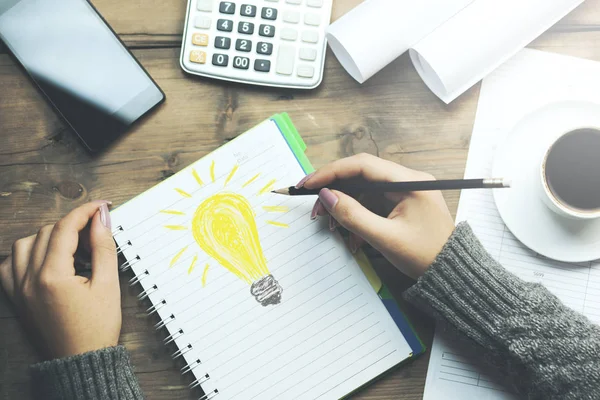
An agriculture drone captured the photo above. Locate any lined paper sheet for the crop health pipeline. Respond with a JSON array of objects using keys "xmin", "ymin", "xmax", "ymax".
[
  {"xmin": 111, "ymin": 119, "xmax": 413, "ymax": 400},
  {"xmin": 423, "ymin": 48, "xmax": 600, "ymax": 399}
]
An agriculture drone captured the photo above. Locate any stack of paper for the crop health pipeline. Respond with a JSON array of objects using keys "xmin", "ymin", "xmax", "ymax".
[{"xmin": 423, "ymin": 48, "xmax": 600, "ymax": 399}]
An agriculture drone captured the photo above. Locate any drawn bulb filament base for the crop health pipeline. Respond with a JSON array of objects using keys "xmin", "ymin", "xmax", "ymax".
[{"xmin": 250, "ymin": 275, "xmax": 283, "ymax": 306}]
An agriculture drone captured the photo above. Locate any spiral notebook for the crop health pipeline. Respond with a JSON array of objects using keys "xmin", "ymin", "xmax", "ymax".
[{"xmin": 111, "ymin": 114, "xmax": 425, "ymax": 400}]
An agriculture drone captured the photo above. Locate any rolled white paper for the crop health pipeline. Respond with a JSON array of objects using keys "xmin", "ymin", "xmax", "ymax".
[
  {"xmin": 326, "ymin": 0, "xmax": 584, "ymax": 103},
  {"xmin": 326, "ymin": 0, "xmax": 472, "ymax": 83},
  {"xmin": 410, "ymin": 0, "xmax": 584, "ymax": 103}
]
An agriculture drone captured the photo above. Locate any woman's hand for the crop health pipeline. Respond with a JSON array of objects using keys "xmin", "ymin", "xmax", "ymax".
[
  {"xmin": 302, "ymin": 154, "xmax": 454, "ymax": 279},
  {"xmin": 0, "ymin": 201, "xmax": 121, "ymax": 360}
]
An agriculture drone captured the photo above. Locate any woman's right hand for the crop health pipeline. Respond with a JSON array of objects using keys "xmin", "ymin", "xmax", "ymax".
[{"xmin": 301, "ymin": 153, "xmax": 455, "ymax": 279}]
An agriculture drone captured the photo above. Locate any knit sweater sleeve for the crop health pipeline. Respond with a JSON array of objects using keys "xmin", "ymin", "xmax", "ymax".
[
  {"xmin": 29, "ymin": 346, "xmax": 144, "ymax": 400},
  {"xmin": 404, "ymin": 222, "xmax": 600, "ymax": 400}
]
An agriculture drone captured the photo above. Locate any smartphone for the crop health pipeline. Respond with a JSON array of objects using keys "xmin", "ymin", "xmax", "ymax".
[{"xmin": 0, "ymin": 0, "xmax": 165, "ymax": 151}]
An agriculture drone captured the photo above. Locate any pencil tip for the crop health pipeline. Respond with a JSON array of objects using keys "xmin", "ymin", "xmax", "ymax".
[{"xmin": 272, "ymin": 188, "xmax": 290, "ymax": 195}]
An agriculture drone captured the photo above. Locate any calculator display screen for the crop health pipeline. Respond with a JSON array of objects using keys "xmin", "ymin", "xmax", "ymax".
[{"xmin": 0, "ymin": 0, "xmax": 165, "ymax": 151}]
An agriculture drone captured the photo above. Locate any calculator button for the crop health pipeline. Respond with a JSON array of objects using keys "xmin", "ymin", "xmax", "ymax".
[
  {"xmin": 217, "ymin": 19, "xmax": 233, "ymax": 31},
  {"xmin": 281, "ymin": 28, "xmax": 298, "ymax": 41},
  {"xmin": 197, "ymin": 0, "xmax": 213, "ymax": 11},
  {"xmin": 192, "ymin": 33, "xmax": 209, "ymax": 46},
  {"xmin": 259, "ymin": 24, "xmax": 275, "ymax": 37},
  {"xmin": 297, "ymin": 65, "xmax": 314, "ymax": 78},
  {"xmin": 276, "ymin": 45, "xmax": 296, "ymax": 75},
  {"xmin": 190, "ymin": 50, "xmax": 207, "ymax": 64},
  {"xmin": 254, "ymin": 59, "xmax": 271, "ymax": 72},
  {"xmin": 286, "ymin": 0, "xmax": 301, "ymax": 4},
  {"xmin": 282, "ymin": 11, "xmax": 300, "ymax": 24},
  {"xmin": 219, "ymin": 1, "xmax": 235, "ymax": 14},
  {"xmin": 212, "ymin": 53, "xmax": 229, "ymax": 66},
  {"xmin": 304, "ymin": 13, "xmax": 321, "ymax": 26},
  {"xmin": 301, "ymin": 30, "xmax": 318, "ymax": 43},
  {"xmin": 240, "ymin": 4, "xmax": 257, "ymax": 17},
  {"xmin": 307, "ymin": 0, "xmax": 323, "ymax": 7},
  {"xmin": 257, "ymin": 42, "xmax": 273, "ymax": 55},
  {"xmin": 233, "ymin": 56, "xmax": 250, "ymax": 69},
  {"xmin": 299, "ymin": 47, "xmax": 316, "ymax": 61},
  {"xmin": 194, "ymin": 16, "xmax": 212, "ymax": 29},
  {"xmin": 215, "ymin": 36, "xmax": 231, "ymax": 49},
  {"xmin": 236, "ymin": 39, "xmax": 252, "ymax": 52},
  {"xmin": 238, "ymin": 21, "xmax": 255, "ymax": 34},
  {"xmin": 261, "ymin": 7, "xmax": 278, "ymax": 20}
]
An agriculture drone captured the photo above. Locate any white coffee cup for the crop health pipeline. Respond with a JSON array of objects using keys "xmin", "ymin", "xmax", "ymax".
[{"xmin": 538, "ymin": 126, "xmax": 600, "ymax": 220}]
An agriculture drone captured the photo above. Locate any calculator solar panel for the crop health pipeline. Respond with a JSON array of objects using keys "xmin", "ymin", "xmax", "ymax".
[{"xmin": 180, "ymin": 0, "xmax": 333, "ymax": 89}]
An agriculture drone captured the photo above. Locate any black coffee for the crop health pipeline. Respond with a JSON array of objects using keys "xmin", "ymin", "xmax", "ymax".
[{"xmin": 545, "ymin": 128, "xmax": 600, "ymax": 211}]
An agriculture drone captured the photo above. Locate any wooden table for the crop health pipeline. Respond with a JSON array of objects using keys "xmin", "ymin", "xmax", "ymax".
[{"xmin": 1, "ymin": 0, "xmax": 598, "ymax": 398}]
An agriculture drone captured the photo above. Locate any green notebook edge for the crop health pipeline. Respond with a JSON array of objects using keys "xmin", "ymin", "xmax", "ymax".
[{"xmin": 270, "ymin": 113, "xmax": 427, "ymax": 394}]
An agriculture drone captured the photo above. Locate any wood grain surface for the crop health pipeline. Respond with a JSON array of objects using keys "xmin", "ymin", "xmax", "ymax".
[{"xmin": 1, "ymin": 0, "xmax": 599, "ymax": 398}]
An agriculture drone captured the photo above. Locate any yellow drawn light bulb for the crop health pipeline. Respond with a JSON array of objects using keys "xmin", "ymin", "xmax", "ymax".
[{"xmin": 192, "ymin": 192, "xmax": 282, "ymax": 306}]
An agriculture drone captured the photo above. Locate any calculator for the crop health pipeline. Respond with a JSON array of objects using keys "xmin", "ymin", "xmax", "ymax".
[{"xmin": 180, "ymin": 0, "xmax": 333, "ymax": 89}]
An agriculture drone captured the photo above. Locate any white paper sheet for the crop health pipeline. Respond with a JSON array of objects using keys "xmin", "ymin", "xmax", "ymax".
[
  {"xmin": 111, "ymin": 119, "xmax": 413, "ymax": 400},
  {"xmin": 423, "ymin": 48, "xmax": 600, "ymax": 399},
  {"xmin": 327, "ymin": 0, "xmax": 583, "ymax": 103}
]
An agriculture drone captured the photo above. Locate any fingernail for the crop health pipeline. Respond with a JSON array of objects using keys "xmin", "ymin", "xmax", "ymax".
[
  {"xmin": 99, "ymin": 203, "xmax": 112, "ymax": 230},
  {"xmin": 316, "ymin": 201, "xmax": 328, "ymax": 217},
  {"xmin": 310, "ymin": 200, "xmax": 320, "ymax": 220},
  {"xmin": 95, "ymin": 199, "xmax": 113, "ymax": 206},
  {"xmin": 295, "ymin": 172, "xmax": 315, "ymax": 189},
  {"xmin": 329, "ymin": 215, "xmax": 338, "ymax": 231},
  {"xmin": 318, "ymin": 188, "xmax": 338, "ymax": 211}
]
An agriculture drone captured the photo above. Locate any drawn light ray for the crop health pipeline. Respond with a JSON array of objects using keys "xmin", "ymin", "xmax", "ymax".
[
  {"xmin": 202, "ymin": 264, "xmax": 209, "ymax": 287},
  {"xmin": 262, "ymin": 206, "xmax": 289, "ymax": 213},
  {"xmin": 187, "ymin": 255, "xmax": 198, "ymax": 275},
  {"xmin": 258, "ymin": 179, "xmax": 277, "ymax": 195},
  {"xmin": 165, "ymin": 225, "xmax": 187, "ymax": 230},
  {"xmin": 176, "ymin": 188, "xmax": 192, "ymax": 198},
  {"xmin": 192, "ymin": 168, "xmax": 204, "ymax": 186},
  {"xmin": 224, "ymin": 165, "xmax": 239, "ymax": 187},
  {"xmin": 161, "ymin": 210, "xmax": 186, "ymax": 216},
  {"xmin": 242, "ymin": 173, "xmax": 261, "ymax": 188},
  {"xmin": 266, "ymin": 220, "xmax": 289, "ymax": 228},
  {"xmin": 210, "ymin": 160, "xmax": 216, "ymax": 183},
  {"xmin": 170, "ymin": 246, "xmax": 188, "ymax": 268}
]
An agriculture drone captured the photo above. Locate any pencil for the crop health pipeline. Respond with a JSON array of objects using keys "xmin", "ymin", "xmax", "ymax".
[{"xmin": 272, "ymin": 178, "xmax": 511, "ymax": 196}]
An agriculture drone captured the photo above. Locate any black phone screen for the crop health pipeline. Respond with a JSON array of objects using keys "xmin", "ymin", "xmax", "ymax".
[{"xmin": 0, "ymin": 0, "xmax": 165, "ymax": 151}]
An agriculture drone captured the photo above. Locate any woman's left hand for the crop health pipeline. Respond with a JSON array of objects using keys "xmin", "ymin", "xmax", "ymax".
[{"xmin": 0, "ymin": 201, "xmax": 121, "ymax": 360}]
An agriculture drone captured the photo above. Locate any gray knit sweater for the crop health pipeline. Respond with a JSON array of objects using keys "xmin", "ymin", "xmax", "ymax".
[
  {"xmin": 30, "ymin": 346, "xmax": 143, "ymax": 399},
  {"xmin": 30, "ymin": 222, "xmax": 600, "ymax": 399}
]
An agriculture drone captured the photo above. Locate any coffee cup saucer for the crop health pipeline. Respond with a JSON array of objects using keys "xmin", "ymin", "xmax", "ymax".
[{"xmin": 492, "ymin": 101, "xmax": 600, "ymax": 263}]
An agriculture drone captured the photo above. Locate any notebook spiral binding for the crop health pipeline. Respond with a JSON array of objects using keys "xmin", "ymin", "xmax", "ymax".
[
  {"xmin": 115, "ymin": 225, "xmax": 220, "ymax": 400},
  {"xmin": 190, "ymin": 373, "xmax": 211, "ymax": 389},
  {"xmin": 138, "ymin": 284, "xmax": 158, "ymax": 300},
  {"xmin": 181, "ymin": 357, "xmax": 202, "ymax": 374},
  {"xmin": 199, "ymin": 389, "xmax": 219, "ymax": 400},
  {"xmin": 116, "ymin": 240, "xmax": 132, "ymax": 255}
]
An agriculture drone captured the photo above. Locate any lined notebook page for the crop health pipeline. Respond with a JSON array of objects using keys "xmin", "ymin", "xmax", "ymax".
[
  {"xmin": 111, "ymin": 119, "xmax": 412, "ymax": 400},
  {"xmin": 423, "ymin": 49, "xmax": 600, "ymax": 400}
]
